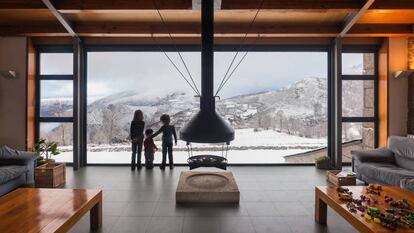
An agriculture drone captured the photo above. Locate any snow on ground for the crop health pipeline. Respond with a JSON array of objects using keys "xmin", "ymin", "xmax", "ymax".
[
  {"xmin": 54, "ymin": 149, "xmax": 308, "ymax": 164},
  {"xmin": 54, "ymin": 129, "xmax": 325, "ymax": 164}
]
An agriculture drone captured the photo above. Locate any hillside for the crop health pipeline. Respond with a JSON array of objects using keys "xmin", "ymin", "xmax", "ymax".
[{"xmin": 41, "ymin": 76, "xmax": 362, "ymax": 144}]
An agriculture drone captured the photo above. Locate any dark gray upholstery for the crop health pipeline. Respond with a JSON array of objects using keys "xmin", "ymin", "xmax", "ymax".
[
  {"xmin": 352, "ymin": 147, "xmax": 395, "ymax": 163},
  {"xmin": 0, "ymin": 166, "xmax": 28, "ymax": 184},
  {"xmin": 0, "ymin": 145, "xmax": 39, "ymax": 196},
  {"xmin": 359, "ymin": 163, "xmax": 414, "ymax": 186},
  {"xmin": 388, "ymin": 137, "xmax": 414, "ymax": 171},
  {"xmin": 352, "ymin": 136, "xmax": 414, "ymax": 193},
  {"xmin": 400, "ymin": 178, "xmax": 414, "ymax": 193}
]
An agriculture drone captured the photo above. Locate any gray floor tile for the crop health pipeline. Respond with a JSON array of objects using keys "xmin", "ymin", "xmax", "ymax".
[
  {"xmin": 121, "ymin": 202, "xmax": 157, "ymax": 217},
  {"xmin": 69, "ymin": 215, "xmax": 118, "ymax": 233},
  {"xmin": 219, "ymin": 217, "xmax": 255, "ymax": 233},
  {"xmin": 250, "ymin": 217, "xmax": 292, "ymax": 233},
  {"xmin": 110, "ymin": 216, "xmax": 150, "ymax": 233},
  {"xmin": 183, "ymin": 217, "xmax": 220, "ymax": 233},
  {"xmin": 244, "ymin": 202, "xmax": 279, "ymax": 217},
  {"xmin": 145, "ymin": 217, "xmax": 184, "ymax": 233},
  {"xmin": 274, "ymin": 202, "xmax": 311, "ymax": 217},
  {"xmin": 153, "ymin": 201, "xmax": 186, "ymax": 217}
]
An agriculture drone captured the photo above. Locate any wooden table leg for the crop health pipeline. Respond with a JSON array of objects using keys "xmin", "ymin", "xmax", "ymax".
[
  {"xmin": 315, "ymin": 191, "xmax": 327, "ymax": 225},
  {"xmin": 90, "ymin": 200, "xmax": 102, "ymax": 230}
]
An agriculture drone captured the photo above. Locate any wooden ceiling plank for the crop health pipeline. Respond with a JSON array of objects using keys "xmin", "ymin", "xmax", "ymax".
[
  {"xmin": 339, "ymin": 0, "xmax": 375, "ymax": 37},
  {"xmin": 2, "ymin": 0, "xmax": 414, "ymax": 11},
  {"xmin": 1, "ymin": 23, "xmax": 413, "ymax": 37}
]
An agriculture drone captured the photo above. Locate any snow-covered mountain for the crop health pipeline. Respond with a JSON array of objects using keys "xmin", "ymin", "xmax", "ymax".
[{"xmin": 41, "ymin": 76, "xmax": 363, "ymax": 144}]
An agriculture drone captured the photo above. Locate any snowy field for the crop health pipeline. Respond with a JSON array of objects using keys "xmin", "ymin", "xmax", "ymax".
[
  {"xmin": 55, "ymin": 149, "xmax": 310, "ymax": 164},
  {"xmin": 54, "ymin": 129, "xmax": 326, "ymax": 164}
]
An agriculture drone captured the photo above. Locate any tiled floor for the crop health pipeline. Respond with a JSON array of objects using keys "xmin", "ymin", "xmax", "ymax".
[{"xmin": 65, "ymin": 166, "xmax": 358, "ymax": 233}]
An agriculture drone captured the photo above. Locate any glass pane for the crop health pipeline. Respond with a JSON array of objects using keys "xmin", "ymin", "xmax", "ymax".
[
  {"xmin": 40, "ymin": 80, "xmax": 73, "ymax": 117},
  {"xmin": 342, "ymin": 53, "xmax": 375, "ymax": 75},
  {"xmin": 39, "ymin": 122, "xmax": 73, "ymax": 162},
  {"xmin": 87, "ymin": 51, "xmax": 328, "ymax": 164},
  {"xmin": 40, "ymin": 53, "xmax": 73, "ymax": 75},
  {"xmin": 342, "ymin": 80, "xmax": 374, "ymax": 117},
  {"xmin": 342, "ymin": 122, "xmax": 375, "ymax": 162}
]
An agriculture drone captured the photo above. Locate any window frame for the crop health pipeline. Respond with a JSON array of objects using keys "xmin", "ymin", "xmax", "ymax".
[
  {"xmin": 35, "ymin": 46, "xmax": 76, "ymax": 163},
  {"xmin": 33, "ymin": 44, "xmax": 379, "ymax": 166},
  {"xmin": 341, "ymin": 46, "xmax": 379, "ymax": 148}
]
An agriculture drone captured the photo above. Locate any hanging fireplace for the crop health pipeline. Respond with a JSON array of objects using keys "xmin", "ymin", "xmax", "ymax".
[{"xmin": 180, "ymin": 0, "xmax": 234, "ymax": 170}]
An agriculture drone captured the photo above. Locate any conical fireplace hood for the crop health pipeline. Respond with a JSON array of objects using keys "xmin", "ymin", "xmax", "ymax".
[{"xmin": 180, "ymin": 0, "xmax": 234, "ymax": 144}]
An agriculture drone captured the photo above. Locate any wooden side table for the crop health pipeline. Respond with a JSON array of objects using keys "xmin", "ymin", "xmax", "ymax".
[{"xmin": 35, "ymin": 163, "xmax": 66, "ymax": 188}]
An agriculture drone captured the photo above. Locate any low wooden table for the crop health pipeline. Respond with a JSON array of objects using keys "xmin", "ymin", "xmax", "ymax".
[
  {"xmin": 315, "ymin": 186, "xmax": 414, "ymax": 233},
  {"xmin": 0, "ymin": 188, "xmax": 102, "ymax": 233}
]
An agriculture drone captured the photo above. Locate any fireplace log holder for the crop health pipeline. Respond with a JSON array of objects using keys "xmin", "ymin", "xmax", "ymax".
[{"xmin": 186, "ymin": 143, "xmax": 229, "ymax": 170}]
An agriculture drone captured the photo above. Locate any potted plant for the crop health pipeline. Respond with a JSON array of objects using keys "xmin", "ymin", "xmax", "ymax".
[
  {"xmin": 33, "ymin": 138, "xmax": 60, "ymax": 167},
  {"xmin": 33, "ymin": 139, "xmax": 66, "ymax": 188},
  {"xmin": 315, "ymin": 156, "xmax": 332, "ymax": 170}
]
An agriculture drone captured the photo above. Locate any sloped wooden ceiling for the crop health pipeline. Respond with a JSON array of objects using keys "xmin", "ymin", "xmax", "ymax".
[{"xmin": 0, "ymin": 0, "xmax": 413, "ymax": 37}]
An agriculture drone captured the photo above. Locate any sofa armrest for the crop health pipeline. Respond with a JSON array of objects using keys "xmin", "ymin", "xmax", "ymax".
[
  {"xmin": 351, "ymin": 147, "xmax": 395, "ymax": 164},
  {"xmin": 0, "ymin": 151, "xmax": 39, "ymax": 166}
]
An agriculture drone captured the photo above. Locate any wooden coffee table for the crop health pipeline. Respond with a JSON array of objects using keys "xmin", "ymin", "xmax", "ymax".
[
  {"xmin": 0, "ymin": 188, "xmax": 102, "ymax": 233},
  {"xmin": 315, "ymin": 186, "xmax": 414, "ymax": 233}
]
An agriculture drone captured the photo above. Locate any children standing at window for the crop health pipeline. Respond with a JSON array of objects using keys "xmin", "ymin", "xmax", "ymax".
[
  {"xmin": 151, "ymin": 114, "xmax": 177, "ymax": 169},
  {"xmin": 143, "ymin": 129, "xmax": 157, "ymax": 169},
  {"xmin": 130, "ymin": 110, "xmax": 145, "ymax": 170}
]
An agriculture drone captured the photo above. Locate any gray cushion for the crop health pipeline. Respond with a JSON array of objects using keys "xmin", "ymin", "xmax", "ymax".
[
  {"xmin": 352, "ymin": 147, "xmax": 395, "ymax": 163},
  {"xmin": 400, "ymin": 178, "xmax": 414, "ymax": 193},
  {"xmin": 359, "ymin": 162, "xmax": 414, "ymax": 186},
  {"xmin": 0, "ymin": 166, "xmax": 28, "ymax": 184},
  {"xmin": 0, "ymin": 145, "xmax": 38, "ymax": 166},
  {"xmin": 388, "ymin": 136, "xmax": 414, "ymax": 171}
]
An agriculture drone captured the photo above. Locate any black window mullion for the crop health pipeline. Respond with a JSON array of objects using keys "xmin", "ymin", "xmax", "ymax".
[
  {"xmin": 342, "ymin": 75, "xmax": 375, "ymax": 81},
  {"xmin": 342, "ymin": 117, "xmax": 376, "ymax": 123},
  {"xmin": 38, "ymin": 117, "xmax": 74, "ymax": 123},
  {"xmin": 39, "ymin": 75, "xmax": 74, "ymax": 80}
]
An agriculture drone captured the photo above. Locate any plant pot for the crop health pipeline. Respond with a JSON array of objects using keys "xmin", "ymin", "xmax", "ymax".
[
  {"xmin": 315, "ymin": 160, "xmax": 332, "ymax": 170},
  {"xmin": 35, "ymin": 163, "xmax": 66, "ymax": 188}
]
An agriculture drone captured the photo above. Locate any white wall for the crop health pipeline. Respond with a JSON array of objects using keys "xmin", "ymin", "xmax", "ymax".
[{"xmin": 0, "ymin": 37, "xmax": 27, "ymax": 150}]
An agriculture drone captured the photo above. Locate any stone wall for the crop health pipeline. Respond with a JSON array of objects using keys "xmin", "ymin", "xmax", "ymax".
[{"xmin": 362, "ymin": 54, "xmax": 375, "ymax": 149}]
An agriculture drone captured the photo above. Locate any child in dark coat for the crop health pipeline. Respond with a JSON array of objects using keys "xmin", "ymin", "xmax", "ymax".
[
  {"xmin": 151, "ymin": 114, "xmax": 177, "ymax": 169},
  {"xmin": 144, "ymin": 129, "xmax": 158, "ymax": 169}
]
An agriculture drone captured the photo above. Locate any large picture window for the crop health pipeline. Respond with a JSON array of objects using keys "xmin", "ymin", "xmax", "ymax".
[
  {"xmin": 36, "ymin": 50, "xmax": 74, "ymax": 163},
  {"xmin": 86, "ymin": 50, "xmax": 328, "ymax": 164}
]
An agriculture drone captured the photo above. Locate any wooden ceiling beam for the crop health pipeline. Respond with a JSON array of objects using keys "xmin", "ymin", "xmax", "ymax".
[
  {"xmin": 1, "ymin": 0, "xmax": 414, "ymax": 12},
  {"xmin": 221, "ymin": 0, "xmax": 414, "ymax": 10},
  {"xmin": 41, "ymin": 0, "xmax": 78, "ymax": 39},
  {"xmin": 0, "ymin": 0, "xmax": 193, "ymax": 11},
  {"xmin": 339, "ymin": 0, "xmax": 375, "ymax": 37},
  {"xmin": 1, "ymin": 23, "xmax": 412, "ymax": 37}
]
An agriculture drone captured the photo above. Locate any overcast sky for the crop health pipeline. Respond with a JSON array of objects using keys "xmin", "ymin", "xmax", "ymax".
[{"xmin": 40, "ymin": 52, "xmax": 365, "ymax": 100}]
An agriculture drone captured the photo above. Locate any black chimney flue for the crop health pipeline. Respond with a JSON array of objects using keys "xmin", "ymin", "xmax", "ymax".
[{"xmin": 179, "ymin": 0, "xmax": 235, "ymax": 143}]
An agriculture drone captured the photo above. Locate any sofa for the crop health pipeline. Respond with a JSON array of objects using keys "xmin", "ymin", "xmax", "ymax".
[
  {"xmin": 0, "ymin": 145, "xmax": 39, "ymax": 196},
  {"xmin": 352, "ymin": 136, "xmax": 414, "ymax": 193}
]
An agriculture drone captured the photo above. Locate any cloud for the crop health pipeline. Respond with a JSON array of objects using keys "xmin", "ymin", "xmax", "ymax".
[{"xmin": 41, "ymin": 51, "xmax": 329, "ymax": 100}]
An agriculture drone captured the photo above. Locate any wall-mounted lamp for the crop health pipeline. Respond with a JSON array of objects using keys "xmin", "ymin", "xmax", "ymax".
[
  {"xmin": 395, "ymin": 70, "xmax": 413, "ymax": 79},
  {"xmin": 0, "ymin": 70, "xmax": 17, "ymax": 79}
]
